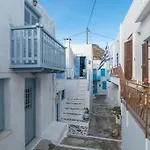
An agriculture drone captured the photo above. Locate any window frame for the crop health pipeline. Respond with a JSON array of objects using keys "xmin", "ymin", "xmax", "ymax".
[{"xmin": 24, "ymin": 1, "xmax": 41, "ymax": 25}]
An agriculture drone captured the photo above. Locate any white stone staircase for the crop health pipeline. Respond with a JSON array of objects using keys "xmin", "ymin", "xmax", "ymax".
[{"xmin": 60, "ymin": 80, "xmax": 89, "ymax": 125}]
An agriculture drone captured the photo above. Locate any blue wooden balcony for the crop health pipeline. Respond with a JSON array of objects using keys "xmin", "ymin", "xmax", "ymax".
[{"xmin": 10, "ymin": 24, "xmax": 66, "ymax": 73}]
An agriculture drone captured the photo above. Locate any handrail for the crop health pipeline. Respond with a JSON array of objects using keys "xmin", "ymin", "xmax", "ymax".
[
  {"xmin": 11, "ymin": 24, "xmax": 66, "ymax": 49},
  {"xmin": 120, "ymin": 79, "xmax": 150, "ymax": 137}
]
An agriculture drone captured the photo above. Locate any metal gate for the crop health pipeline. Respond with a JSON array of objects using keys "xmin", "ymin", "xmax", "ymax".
[{"xmin": 25, "ymin": 78, "xmax": 35, "ymax": 145}]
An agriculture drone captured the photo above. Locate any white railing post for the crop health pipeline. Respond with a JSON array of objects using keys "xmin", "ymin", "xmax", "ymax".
[{"xmin": 36, "ymin": 24, "xmax": 42, "ymax": 66}]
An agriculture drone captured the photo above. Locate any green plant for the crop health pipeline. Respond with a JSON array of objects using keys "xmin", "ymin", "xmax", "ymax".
[{"xmin": 84, "ymin": 107, "xmax": 89, "ymax": 113}]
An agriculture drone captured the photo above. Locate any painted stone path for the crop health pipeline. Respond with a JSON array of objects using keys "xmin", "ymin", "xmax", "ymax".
[
  {"xmin": 35, "ymin": 95, "xmax": 121, "ymax": 150},
  {"xmin": 88, "ymin": 95, "xmax": 121, "ymax": 140}
]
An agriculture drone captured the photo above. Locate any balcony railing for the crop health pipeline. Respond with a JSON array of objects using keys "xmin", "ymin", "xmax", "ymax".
[
  {"xmin": 111, "ymin": 65, "xmax": 121, "ymax": 77},
  {"xmin": 10, "ymin": 24, "xmax": 66, "ymax": 73},
  {"xmin": 66, "ymin": 68, "xmax": 87, "ymax": 79},
  {"xmin": 120, "ymin": 80, "xmax": 150, "ymax": 137}
]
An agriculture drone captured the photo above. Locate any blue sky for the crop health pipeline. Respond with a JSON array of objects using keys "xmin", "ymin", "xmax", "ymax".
[{"xmin": 39, "ymin": 0, "xmax": 133, "ymax": 48}]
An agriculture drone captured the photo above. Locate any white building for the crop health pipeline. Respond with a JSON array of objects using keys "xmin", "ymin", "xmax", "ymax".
[
  {"xmin": 108, "ymin": 0, "xmax": 150, "ymax": 149},
  {"xmin": 93, "ymin": 60, "xmax": 107, "ymax": 95},
  {"xmin": 0, "ymin": 0, "xmax": 67, "ymax": 149},
  {"xmin": 58, "ymin": 39, "xmax": 93, "ymax": 126}
]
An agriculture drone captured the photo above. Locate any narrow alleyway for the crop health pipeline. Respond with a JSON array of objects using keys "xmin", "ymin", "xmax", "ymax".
[
  {"xmin": 88, "ymin": 95, "xmax": 121, "ymax": 140},
  {"xmin": 35, "ymin": 95, "xmax": 121, "ymax": 150}
]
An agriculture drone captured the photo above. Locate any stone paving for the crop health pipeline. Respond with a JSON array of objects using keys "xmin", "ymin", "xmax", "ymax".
[
  {"xmin": 68, "ymin": 124, "xmax": 88, "ymax": 136},
  {"xmin": 34, "ymin": 95, "xmax": 121, "ymax": 150},
  {"xmin": 88, "ymin": 95, "xmax": 121, "ymax": 140},
  {"xmin": 61, "ymin": 136, "xmax": 121, "ymax": 150}
]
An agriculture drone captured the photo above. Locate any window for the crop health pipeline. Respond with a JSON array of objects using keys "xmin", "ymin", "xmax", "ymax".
[
  {"xmin": 61, "ymin": 90, "xmax": 65, "ymax": 100},
  {"xmin": 124, "ymin": 40, "xmax": 132, "ymax": 80},
  {"xmin": 101, "ymin": 69, "xmax": 106, "ymax": 77},
  {"xmin": 25, "ymin": 2, "xmax": 40, "ymax": 25},
  {"xmin": 0, "ymin": 80, "xmax": 4, "ymax": 131},
  {"xmin": 142, "ymin": 41, "xmax": 148, "ymax": 82}
]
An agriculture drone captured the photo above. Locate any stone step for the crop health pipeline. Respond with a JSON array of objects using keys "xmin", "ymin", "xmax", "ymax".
[
  {"xmin": 60, "ymin": 118, "xmax": 85, "ymax": 122},
  {"xmin": 64, "ymin": 107, "xmax": 84, "ymax": 110},
  {"xmin": 65, "ymin": 102, "xmax": 84, "ymax": 105},
  {"xmin": 64, "ymin": 104, "xmax": 85, "ymax": 109},
  {"xmin": 66, "ymin": 98, "xmax": 85, "ymax": 101},
  {"xmin": 53, "ymin": 146, "xmax": 82, "ymax": 150},
  {"xmin": 60, "ymin": 119, "xmax": 88, "ymax": 126},
  {"xmin": 63, "ymin": 109, "xmax": 84, "ymax": 114},
  {"xmin": 61, "ymin": 136, "xmax": 121, "ymax": 150},
  {"xmin": 61, "ymin": 114, "xmax": 82, "ymax": 120}
]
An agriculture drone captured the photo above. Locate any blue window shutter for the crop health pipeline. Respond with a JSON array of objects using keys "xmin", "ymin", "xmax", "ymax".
[
  {"xmin": 101, "ymin": 69, "xmax": 106, "ymax": 77},
  {"xmin": 75, "ymin": 56, "xmax": 80, "ymax": 77},
  {"xmin": 0, "ymin": 80, "xmax": 4, "ymax": 130},
  {"xmin": 102, "ymin": 81, "xmax": 107, "ymax": 89}
]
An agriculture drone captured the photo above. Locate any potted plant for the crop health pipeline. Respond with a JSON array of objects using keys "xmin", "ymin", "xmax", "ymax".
[
  {"xmin": 82, "ymin": 108, "xmax": 89, "ymax": 121},
  {"xmin": 33, "ymin": 0, "xmax": 38, "ymax": 6}
]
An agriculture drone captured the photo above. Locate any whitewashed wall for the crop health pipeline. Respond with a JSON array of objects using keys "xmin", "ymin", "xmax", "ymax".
[
  {"xmin": 134, "ymin": 3, "xmax": 150, "ymax": 82},
  {"xmin": 107, "ymin": 81, "xmax": 120, "ymax": 107},
  {"xmin": 65, "ymin": 40, "xmax": 75, "ymax": 70},
  {"xmin": 28, "ymin": 0, "xmax": 55, "ymax": 37},
  {"xmin": 65, "ymin": 44, "xmax": 93, "ymax": 109},
  {"xmin": 119, "ymin": 0, "xmax": 150, "ymax": 81},
  {"xmin": 120, "ymin": 0, "xmax": 143, "ymax": 73},
  {"xmin": 0, "ymin": 0, "xmax": 56, "ymax": 149},
  {"xmin": 122, "ymin": 104, "xmax": 150, "ymax": 150}
]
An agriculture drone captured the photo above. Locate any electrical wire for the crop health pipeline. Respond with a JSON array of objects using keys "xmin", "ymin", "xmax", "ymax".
[
  {"xmin": 57, "ymin": 31, "xmax": 86, "ymax": 42},
  {"xmin": 89, "ymin": 31, "xmax": 115, "ymax": 40},
  {"xmin": 70, "ymin": 31, "xmax": 86, "ymax": 38},
  {"xmin": 87, "ymin": 0, "xmax": 96, "ymax": 28}
]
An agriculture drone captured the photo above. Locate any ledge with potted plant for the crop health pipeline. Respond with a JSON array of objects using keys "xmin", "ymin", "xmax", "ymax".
[{"xmin": 33, "ymin": 0, "xmax": 38, "ymax": 6}]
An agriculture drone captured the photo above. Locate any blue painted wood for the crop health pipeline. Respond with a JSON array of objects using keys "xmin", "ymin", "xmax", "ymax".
[
  {"xmin": 56, "ymin": 73, "xmax": 64, "ymax": 79},
  {"xmin": 93, "ymin": 69, "xmax": 97, "ymax": 81},
  {"xmin": 10, "ymin": 25, "xmax": 66, "ymax": 72},
  {"xmin": 101, "ymin": 69, "xmax": 106, "ymax": 77},
  {"xmin": 93, "ymin": 82, "xmax": 97, "ymax": 94},
  {"xmin": 56, "ymin": 104, "xmax": 59, "ymax": 121},
  {"xmin": 0, "ymin": 80, "xmax": 4, "ymax": 131},
  {"xmin": 25, "ymin": 78, "xmax": 35, "ymax": 145},
  {"xmin": 102, "ymin": 81, "xmax": 107, "ymax": 90},
  {"xmin": 75, "ymin": 56, "xmax": 80, "ymax": 77}
]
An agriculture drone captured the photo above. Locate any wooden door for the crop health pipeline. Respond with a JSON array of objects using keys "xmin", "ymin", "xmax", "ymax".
[
  {"xmin": 124, "ymin": 40, "xmax": 132, "ymax": 80},
  {"xmin": 142, "ymin": 41, "xmax": 148, "ymax": 82}
]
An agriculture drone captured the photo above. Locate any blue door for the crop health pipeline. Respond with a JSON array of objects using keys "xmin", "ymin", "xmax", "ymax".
[
  {"xmin": 75, "ymin": 56, "xmax": 80, "ymax": 78},
  {"xmin": 93, "ymin": 82, "xmax": 97, "ymax": 94},
  {"xmin": 93, "ymin": 69, "xmax": 97, "ymax": 81},
  {"xmin": 102, "ymin": 81, "xmax": 107, "ymax": 89},
  {"xmin": 25, "ymin": 79, "xmax": 35, "ymax": 145},
  {"xmin": 0, "ymin": 80, "xmax": 4, "ymax": 131}
]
